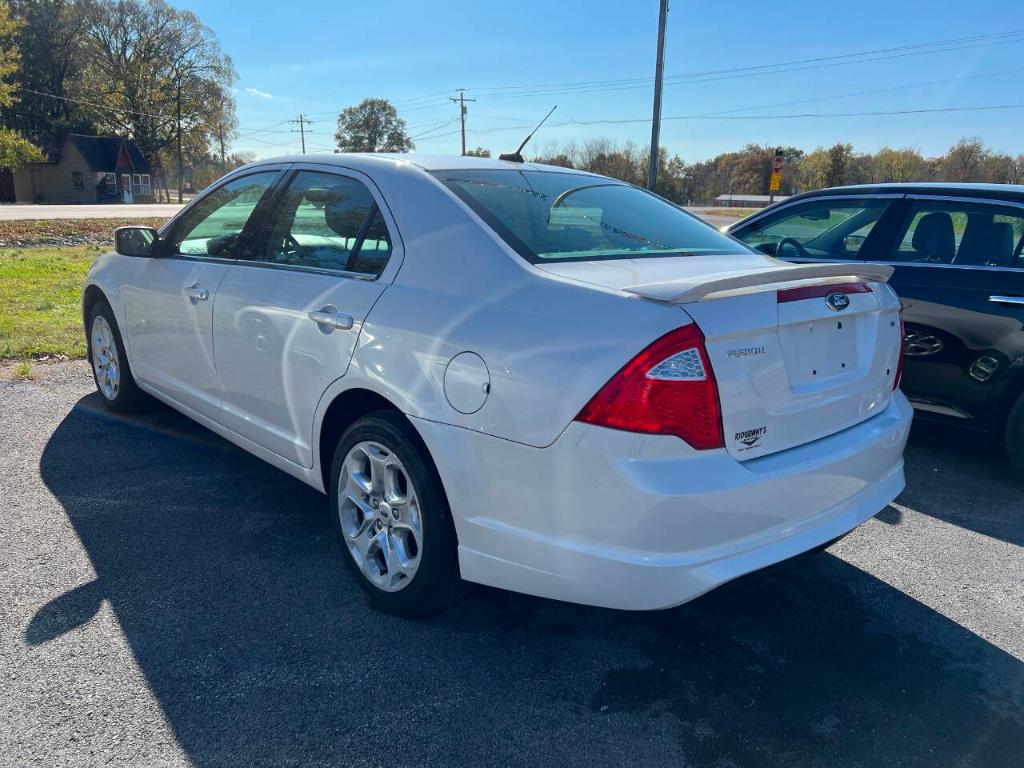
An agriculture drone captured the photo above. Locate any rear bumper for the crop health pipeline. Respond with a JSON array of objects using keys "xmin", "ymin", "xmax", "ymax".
[{"xmin": 413, "ymin": 392, "xmax": 912, "ymax": 610}]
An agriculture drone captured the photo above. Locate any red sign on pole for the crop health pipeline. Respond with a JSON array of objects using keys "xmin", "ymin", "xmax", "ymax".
[{"xmin": 773, "ymin": 154, "xmax": 784, "ymax": 173}]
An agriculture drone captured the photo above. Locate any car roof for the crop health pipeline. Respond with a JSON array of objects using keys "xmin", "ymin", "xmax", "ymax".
[
  {"xmin": 787, "ymin": 182, "xmax": 1024, "ymax": 204},
  {"xmin": 244, "ymin": 152, "xmax": 602, "ymax": 176}
]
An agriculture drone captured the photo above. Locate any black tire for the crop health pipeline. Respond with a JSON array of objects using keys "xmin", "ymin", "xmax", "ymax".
[
  {"xmin": 1005, "ymin": 391, "xmax": 1024, "ymax": 481},
  {"xmin": 329, "ymin": 411, "xmax": 462, "ymax": 616},
  {"xmin": 86, "ymin": 299, "xmax": 146, "ymax": 413}
]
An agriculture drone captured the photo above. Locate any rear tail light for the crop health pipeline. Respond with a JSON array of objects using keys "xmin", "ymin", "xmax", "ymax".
[
  {"xmin": 894, "ymin": 306, "xmax": 905, "ymax": 390},
  {"xmin": 575, "ymin": 324, "xmax": 724, "ymax": 449}
]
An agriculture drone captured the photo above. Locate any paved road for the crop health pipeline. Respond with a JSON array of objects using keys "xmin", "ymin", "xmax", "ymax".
[
  {"xmin": 0, "ymin": 203, "xmax": 184, "ymax": 220},
  {"xmin": 0, "ymin": 202, "xmax": 737, "ymax": 229},
  {"xmin": 688, "ymin": 206, "xmax": 751, "ymax": 230},
  {"xmin": 2, "ymin": 362, "xmax": 1022, "ymax": 767}
]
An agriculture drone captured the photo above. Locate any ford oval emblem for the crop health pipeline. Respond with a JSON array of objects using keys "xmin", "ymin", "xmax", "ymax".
[{"xmin": 825, "ymin": 292, "xmax": 850, "ymax": 311}]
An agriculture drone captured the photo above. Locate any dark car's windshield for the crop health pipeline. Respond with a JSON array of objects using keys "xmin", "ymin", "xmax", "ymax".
[{"xmin": 432, "ymin": 169, "xmax": 750, "ymax": 263}]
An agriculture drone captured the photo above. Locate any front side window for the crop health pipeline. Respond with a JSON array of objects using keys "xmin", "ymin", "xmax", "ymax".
[
  {"xmin": 433, "ymin": 169, "xmax": 748, "ymax": 263},
  {"xmin": 736, "ymin": 199, "xmax": 891, "ymax": 260},
  {"xmin": 890, "ymin": 200, "xmax": 1024, "ymax": 267},
  {"xmin": 260, "ymin": 171, "xmax": 386, "ymax": 274},
  {"xmin": 171, "ymin": 171, "xmax": 279, "ymax": 257}
]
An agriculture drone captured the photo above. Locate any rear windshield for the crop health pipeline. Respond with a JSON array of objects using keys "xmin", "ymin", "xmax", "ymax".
[{"xmin": 432, "ymin": 169, "xmax": 750, "ymax": 263}]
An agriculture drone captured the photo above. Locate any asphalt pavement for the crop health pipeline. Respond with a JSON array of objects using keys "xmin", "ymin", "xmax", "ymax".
[{"xmin": 1, "ymin": 362, "xmax": 1022, "ymax": 767}]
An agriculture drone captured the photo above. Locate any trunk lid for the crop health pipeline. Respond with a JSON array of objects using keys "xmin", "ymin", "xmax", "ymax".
[{"xmin": 539, "ymin": 256, "xmax": 902, "ymax": 459}]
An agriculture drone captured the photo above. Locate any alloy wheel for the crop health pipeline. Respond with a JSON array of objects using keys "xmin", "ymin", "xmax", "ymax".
[
  {"xmin": 338, "ymin": 441, "xmax": 423, "ymax": 592},
  {"xmin": 90, "ymin": 314, "xmax": 121, "ymax": 401}
]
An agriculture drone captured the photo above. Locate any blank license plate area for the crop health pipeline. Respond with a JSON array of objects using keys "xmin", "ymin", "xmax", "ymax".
[{"xmin": 779, "ymin": 315, "xmax": 862, "ymax": 385}]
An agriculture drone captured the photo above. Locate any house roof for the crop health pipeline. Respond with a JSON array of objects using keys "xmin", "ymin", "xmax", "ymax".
[{"xmin": 64, "ymin": 134, "xmax": 151, "ymax": 175}]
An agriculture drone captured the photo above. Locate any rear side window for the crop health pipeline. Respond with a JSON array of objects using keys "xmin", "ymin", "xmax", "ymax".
[
  {"xmin": 890, "ymin": 200, "xmax": 1024, "ymax": 267},
  {"xmin": 433, "ymin": 169, "xmax": 748, "ymax": 263},
  {"xmin": 260, "ymin": 171, "xmax": 391, "ymax": 275},
  {"xmin": 735, "ymin": 199, "xmax": 890, "ymax": 260}
]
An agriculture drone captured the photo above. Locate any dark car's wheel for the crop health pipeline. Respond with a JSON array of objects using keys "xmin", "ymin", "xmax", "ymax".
[
  {"xmin": 329, "ymin": 411, "xmax": 462, "ymax": 616},
  {"xmin": 87, "ymin": 300, "xmax": 145, "ymax": 413},
  {"xmin": 1005, "ymin": 391, "xmax": 1024, "ymax": 481}
]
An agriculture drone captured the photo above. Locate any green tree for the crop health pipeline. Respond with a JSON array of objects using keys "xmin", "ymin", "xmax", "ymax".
[
  {"xmin": 801, "ymin": 143, "xmax": 854, "ymax": 190},
  {"xmin": 2, "ymin": 0, "xmax": 96, "ymax": 158},
  {"xmin": 334, "ymin": 98, "xmax": 413, "ymax": 153},
  {"xmin": 0, "ymin": 0, "xmax": 45, "ymax": 168}
]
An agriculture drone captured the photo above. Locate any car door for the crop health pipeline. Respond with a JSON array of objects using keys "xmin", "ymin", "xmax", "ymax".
[
  {"xmin": 121, "ymin": 169, "xmax": 283, "ymax": 417},
  {"xmin": 211, "ymin": 165, "xmax": 400, "ymax": 467},
  {"xmin": 862, "ymin": 195, "xmax": 1024, "ymax": 428}
]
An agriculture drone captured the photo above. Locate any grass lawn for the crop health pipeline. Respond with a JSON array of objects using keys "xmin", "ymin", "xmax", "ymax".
[
  {"xmin": 0, "ymin": 245, "xmax": 103, "ymax": 360},
  {"xmin": 700, "ymin": 208, "xmax": 758, "ymax": 219}
]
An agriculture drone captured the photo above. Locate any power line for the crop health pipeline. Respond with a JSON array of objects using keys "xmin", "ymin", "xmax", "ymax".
[
  {"xmin": 466, "ymin": 28, "xmax": 1024, "ymax": 99},
  {"xmin": 561, "ymin": 103, "xmax": 1024, "ymax": 126},
  {"xmin": 14, "ymin": 86, "xmax": 168, "ymax": 120},
  {"xmin": 459, "ymin": 102, "xmax": 1024, "ymax": 142},
  {"xmin": 409, "ymin": 118, "xmax": 460, "ymax": 141},
  {"xmin": 234, "ymin": 119, "xmax": 294, "ymax": 139},
  {"xmin": 693, "ymin": 66, "xmax": 1024, "ymax": 117},
  {"xmin": 463, "ymin": 34, "xmax": 1024, "ymax": 103}
]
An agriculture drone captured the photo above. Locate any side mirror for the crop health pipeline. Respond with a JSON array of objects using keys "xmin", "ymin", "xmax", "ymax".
[{"xmin": 114, "ymin": 226, "xmax": 159, "ymax": 257}]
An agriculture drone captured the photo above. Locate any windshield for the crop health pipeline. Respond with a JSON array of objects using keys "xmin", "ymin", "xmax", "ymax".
[{"xmin": 432, "ymin": 169, "xmax": 750, "ymax": 263}]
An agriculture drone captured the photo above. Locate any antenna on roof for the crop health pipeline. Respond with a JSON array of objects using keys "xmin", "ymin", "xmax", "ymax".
[{"xmin": 499, "ymin": 106, "xmax": 557, "ymax": 163}]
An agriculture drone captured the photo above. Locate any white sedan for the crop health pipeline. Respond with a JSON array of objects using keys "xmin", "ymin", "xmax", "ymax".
[{"xmin": 83, "ymin": 154, "xmax": 911, "ymax": 615}]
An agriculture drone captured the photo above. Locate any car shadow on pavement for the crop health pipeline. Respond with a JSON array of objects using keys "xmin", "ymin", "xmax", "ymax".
[
  {"xmin": 900, "ymin": 421, "xmax": 1024, "ymax": 547},
  {"xmin": 34, "ymin": 395, "xmax": 1024, "ymax": 767}
]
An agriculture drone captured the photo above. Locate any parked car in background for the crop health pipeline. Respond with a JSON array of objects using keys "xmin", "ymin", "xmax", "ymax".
[
  {"xmin": 83, "ymin": 155, "xmax": 910, "ymax": 616},
  {"xmin": 725, "ymin": 183, "xmax": 1024, "ymax": 477}
]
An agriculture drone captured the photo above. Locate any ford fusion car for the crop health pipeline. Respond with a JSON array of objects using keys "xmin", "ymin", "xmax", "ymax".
[{"xmin": 82, "ymin": 154, "xmax": 911, "ymax": 615}]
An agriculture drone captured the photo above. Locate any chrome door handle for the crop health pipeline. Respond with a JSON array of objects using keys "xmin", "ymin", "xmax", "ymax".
[
  {"xmin": 185, "ymin": 284, "xmax": 209, "ymax": 301},
  {"xmin": 307, "ymin": 307, "xmax": 354, "ymax": 330},
  {"xmin": 988, "ymin": 295, "xmax": 1024, "ymax": 306}
]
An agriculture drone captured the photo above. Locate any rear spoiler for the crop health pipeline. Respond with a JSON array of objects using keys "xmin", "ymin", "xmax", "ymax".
[{"xmin": 623, "ymin": 263, "xmax": 894, "ymax": 304}]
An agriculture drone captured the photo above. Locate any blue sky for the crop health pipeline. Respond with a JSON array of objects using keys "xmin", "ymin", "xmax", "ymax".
[{"xmin": 176, "ymin": 0, "xmax": 1024, "ymax": 161}]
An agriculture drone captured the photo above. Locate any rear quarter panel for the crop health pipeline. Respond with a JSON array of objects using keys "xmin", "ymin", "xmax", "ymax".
[{"xmin": 350, "ymin": 163, "xmax": 689, "ymax": 448}]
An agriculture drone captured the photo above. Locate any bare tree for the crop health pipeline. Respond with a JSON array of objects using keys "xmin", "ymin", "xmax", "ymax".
[
  {"xmin": 80, "ymin": 0, "xmax": 237, "ymax": 198},
  {"xmin": 942, "ymin": 137, "xmax": 989, "ymax": 182}
]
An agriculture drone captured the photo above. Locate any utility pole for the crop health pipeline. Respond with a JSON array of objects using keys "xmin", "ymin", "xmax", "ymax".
[
  {"xmin": 175, "ymin": 72, "xmax": 183, "ymax": 204},
  {"xmin": 217, "ymin": 120, "xmax": 226, "ymax": 170},
  {"xmin": 450, "ymin": 89, "xmax": 476, "ymax": 156},
  {"xmin": 647, "ymin": 0, "xmax": 669, "ymax": 191},
  {"xmin": 290, "ymin": 114, "xmax": 313, "ymax": 154}
]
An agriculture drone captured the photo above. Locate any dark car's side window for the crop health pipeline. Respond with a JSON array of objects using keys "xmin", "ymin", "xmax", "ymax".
[
  {"xmin": 258, "ymin": 171, "xmax": 391, "ymax": 275},
  {"xmin": 889, "ymin": 200, "xmax": 1024, "ymax": 267},
  {"xmin": 736, "ymin": 199, "xmax": 891, "ymax": 260},
  {"xmin": 170, "ymin": 171, "xmax": 280, "ymax": 258}
]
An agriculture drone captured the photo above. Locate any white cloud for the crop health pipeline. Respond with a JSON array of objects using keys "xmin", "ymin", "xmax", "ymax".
[{"xmin": 244, "ymin": 87, "xmax": 273, "ymax": 99}]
